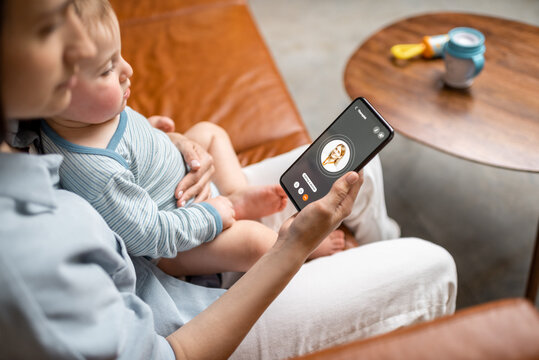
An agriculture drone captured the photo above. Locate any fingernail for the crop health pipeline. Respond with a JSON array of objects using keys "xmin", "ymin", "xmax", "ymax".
[
  {"xmin": 346, "ymin": 172, "xmax": 359, "ymax": 184},
  {"xmin": 181, "ymin": 201, "xmax": 186, "ymax": 207},
  {"xmin": 177, "ymin": 190, "xmax": 183, "ymax": 199},
  {"xmin": 191, "ymin": 160, "xmax": 200, "ymax": 168}
]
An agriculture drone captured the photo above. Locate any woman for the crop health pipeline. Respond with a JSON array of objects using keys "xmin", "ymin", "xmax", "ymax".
[
  {"xmin": 0, "ymin": 1, "xmax": 457, "ymax": 359},
  {"xmin": 323, "ymin": 143, "xmax": 346, "ymax": 166}
]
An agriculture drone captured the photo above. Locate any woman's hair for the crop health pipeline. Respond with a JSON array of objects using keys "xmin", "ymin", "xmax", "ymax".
[
  {"xmin": 333, "ymin": 144, "xmax": 345, "ymax": 165},
  {"xmin": 0, "ymin": 0, "xmax": 6, "ymax": 143}
]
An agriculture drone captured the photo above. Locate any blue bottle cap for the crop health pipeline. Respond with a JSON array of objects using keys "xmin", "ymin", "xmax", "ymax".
[{"xmin": 446, "ymin": 27, "xmax": 486, "ymax": 58}]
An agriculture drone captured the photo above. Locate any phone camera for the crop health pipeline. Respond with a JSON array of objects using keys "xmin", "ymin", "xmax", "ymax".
[
  {"xmin": 377, "ymin": 132, "xmax": 385, "ymax": 139},
  {"xmin": 373, "ymin": 126, "xmax": 380, "ymax": 134}
]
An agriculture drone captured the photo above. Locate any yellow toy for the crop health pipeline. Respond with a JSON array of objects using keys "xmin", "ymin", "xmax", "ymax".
[{"xmin": 391, "ymin": 34, "xmax": 450, "ymax": 60}]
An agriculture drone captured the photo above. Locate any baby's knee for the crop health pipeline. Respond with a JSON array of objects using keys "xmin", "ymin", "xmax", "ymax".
[
  {"xmin": 192, "ymin": 121, "xmax": 229, "ymax": 141},
  {"xmin": 235, "ymin": 220, "xmax": 276, "ymax": 260}
]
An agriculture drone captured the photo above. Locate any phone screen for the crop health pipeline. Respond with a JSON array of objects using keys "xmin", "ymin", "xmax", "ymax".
[{"xmin": 280, "ymin": 97, "xmax": 393, "ymax": 211}]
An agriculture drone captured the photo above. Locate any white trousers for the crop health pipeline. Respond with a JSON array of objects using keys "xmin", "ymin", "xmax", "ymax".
[{"xmin": 229, "ymin": 146, "xmax": 457, "ymax": 359}]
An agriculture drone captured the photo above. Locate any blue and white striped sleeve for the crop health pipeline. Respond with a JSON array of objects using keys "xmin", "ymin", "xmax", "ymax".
[{"xmin": 88, "ymin": 167, "xmax": 223, "ymax": 258}]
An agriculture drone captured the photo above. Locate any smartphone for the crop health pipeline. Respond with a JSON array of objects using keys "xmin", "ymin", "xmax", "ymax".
[{"xmin": 280, "ymin": 97, "xmax": 394, "ymax": 211}]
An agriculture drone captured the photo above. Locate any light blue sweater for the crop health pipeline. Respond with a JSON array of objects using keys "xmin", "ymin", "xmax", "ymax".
[{"xmin": 0, "ymin": 152, "xmax": 224, "ymax": 359}]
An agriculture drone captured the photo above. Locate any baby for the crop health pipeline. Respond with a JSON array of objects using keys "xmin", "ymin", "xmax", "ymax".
[{"xmin": 40, "ymin": 0, "xmax": 345, "ymax": 277}]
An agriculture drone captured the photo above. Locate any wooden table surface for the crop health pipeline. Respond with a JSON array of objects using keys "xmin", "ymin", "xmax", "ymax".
[{"xmin": 344, "ymin": 12, "xmax": 539, "ymax": 173}]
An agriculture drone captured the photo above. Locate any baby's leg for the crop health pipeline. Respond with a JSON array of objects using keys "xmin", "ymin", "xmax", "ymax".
[
  {"xmin": 185, "ymin": 121, "xmax": 290, "ymax": 220},
  {"xmin": 157, "ymin": 220, "xmax": 276, "ymax": 276},
  {"xmin": 185, "ymin": 121, "xmax": 247, "ymax": 195},
  {"xmin": 157, "ymin": 219, "xmax": 345, "ymax": 277}
]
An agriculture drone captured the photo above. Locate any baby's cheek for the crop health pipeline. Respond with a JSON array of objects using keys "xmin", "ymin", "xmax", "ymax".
[
  {"xmin": 100, "ymin": 88, "xmax": 121, "ymax": 104},
  {"xmin": 97, "ymin": 88, "xmax": 124, "ymax": 111}
]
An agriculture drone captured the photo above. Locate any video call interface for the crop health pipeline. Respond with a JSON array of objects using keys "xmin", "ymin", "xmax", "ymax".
[{"xmin": 281, "ymin": 99, "xmax": 391, "ymax": 210}]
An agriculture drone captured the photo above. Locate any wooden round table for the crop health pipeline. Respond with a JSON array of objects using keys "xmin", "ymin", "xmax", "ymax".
[
  {"xmin": 344, "ymin": 12, "xmax": 539, "ymax": 173},
  {"xmin": 344, "ymin": 12, "xmax": 539, "ymax": 301}
]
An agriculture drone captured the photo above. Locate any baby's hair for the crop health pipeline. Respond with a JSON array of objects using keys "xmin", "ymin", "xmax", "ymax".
[{"xmin": 73, "ymin": 0, "xmax": 118, "ymax": 39}]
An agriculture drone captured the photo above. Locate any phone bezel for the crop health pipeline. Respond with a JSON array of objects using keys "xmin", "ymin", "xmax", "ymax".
[{"xmin": 279, "ymin": 97, "xmax": 394, "ymax": 211}]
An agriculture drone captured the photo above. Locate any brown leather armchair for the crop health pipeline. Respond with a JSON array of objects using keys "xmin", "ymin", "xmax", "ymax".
[
  {"xmin": 111, "ymin": 0, "xmax": 310, "ymax": 167},
  {"xmin": 110, "ymin": 0, "xmax": 539, "ymax": 358}
]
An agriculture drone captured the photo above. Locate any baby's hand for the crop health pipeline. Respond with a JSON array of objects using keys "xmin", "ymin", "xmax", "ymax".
[{"xmin": 205, "ymin": 196, "xmax": 235, "ymax": 230}]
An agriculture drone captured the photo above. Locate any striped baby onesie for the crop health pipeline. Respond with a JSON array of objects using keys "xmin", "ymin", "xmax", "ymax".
[{"xmin": 40, "ymin": 106, "xmax": 222, "ymax": 259}]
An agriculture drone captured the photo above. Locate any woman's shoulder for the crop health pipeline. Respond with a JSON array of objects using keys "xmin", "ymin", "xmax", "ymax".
[{"xmin": 0, "ymin": 153, "xmax": 125, "ymax": 260}]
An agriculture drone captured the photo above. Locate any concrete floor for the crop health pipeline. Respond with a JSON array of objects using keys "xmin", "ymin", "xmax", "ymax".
[{"xmin": 249, "ymin": 0, "xmax": 539, "ymax": 309}]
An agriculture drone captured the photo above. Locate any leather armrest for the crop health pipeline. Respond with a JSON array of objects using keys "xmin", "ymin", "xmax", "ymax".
[{"xmin": 293, "ymin": 298, "xmax": 539, "ymax": 360}]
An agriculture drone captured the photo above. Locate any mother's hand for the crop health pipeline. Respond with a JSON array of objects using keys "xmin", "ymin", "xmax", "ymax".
[
  {"xmin": 147, "ymin": 115, "xmax": 215, "ymax": 207},
  {"xmin": 277, "ymin": 171, "xmax": 364, "ymax": 258},
  {"xmin": 167, "ymin": 132, "xmax": 215, "ymax": 206}
]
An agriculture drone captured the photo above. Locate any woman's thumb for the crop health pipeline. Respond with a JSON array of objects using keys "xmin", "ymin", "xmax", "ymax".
[
  {"xmin": 324, "ymin": 172, "xmax": 361, "ymax": 213},
  {"xmin": 345, "ymin": 172, "xmax": 360, "ymax": 185}
]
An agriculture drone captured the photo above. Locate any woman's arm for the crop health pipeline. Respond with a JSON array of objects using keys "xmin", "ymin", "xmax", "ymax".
[{"xmin": 167, "ymin": 171, "xmax": 363, "ymax": 359}]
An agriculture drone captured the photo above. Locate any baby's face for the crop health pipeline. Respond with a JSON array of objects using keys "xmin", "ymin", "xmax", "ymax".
[{"xmin": 56, "ymin": 18, "xmax": 133, "ymax": 125}]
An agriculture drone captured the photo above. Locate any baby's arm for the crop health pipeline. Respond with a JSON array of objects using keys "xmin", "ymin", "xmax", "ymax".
[
  {"xmin": 86, "ymin": 166, "xmax": 224, "ymax": 259},
  {"xmin": 204, "ymin": 196, "xmax": 235, "ymax": 229}
]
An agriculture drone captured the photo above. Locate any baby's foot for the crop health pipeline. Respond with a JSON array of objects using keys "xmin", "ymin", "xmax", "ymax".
[
  {"xmin": 308, "ymin": 230, "xmax": 346, "ymax": 260},
  {"xmin": 228, "ymin": 185, "xmax": 288, "ymax": 220}
]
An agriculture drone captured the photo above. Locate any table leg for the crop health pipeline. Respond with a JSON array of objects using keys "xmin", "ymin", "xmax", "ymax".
[{"xmin": 525, "ymin": 219, "xmax": 539, "ymax": 303}]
